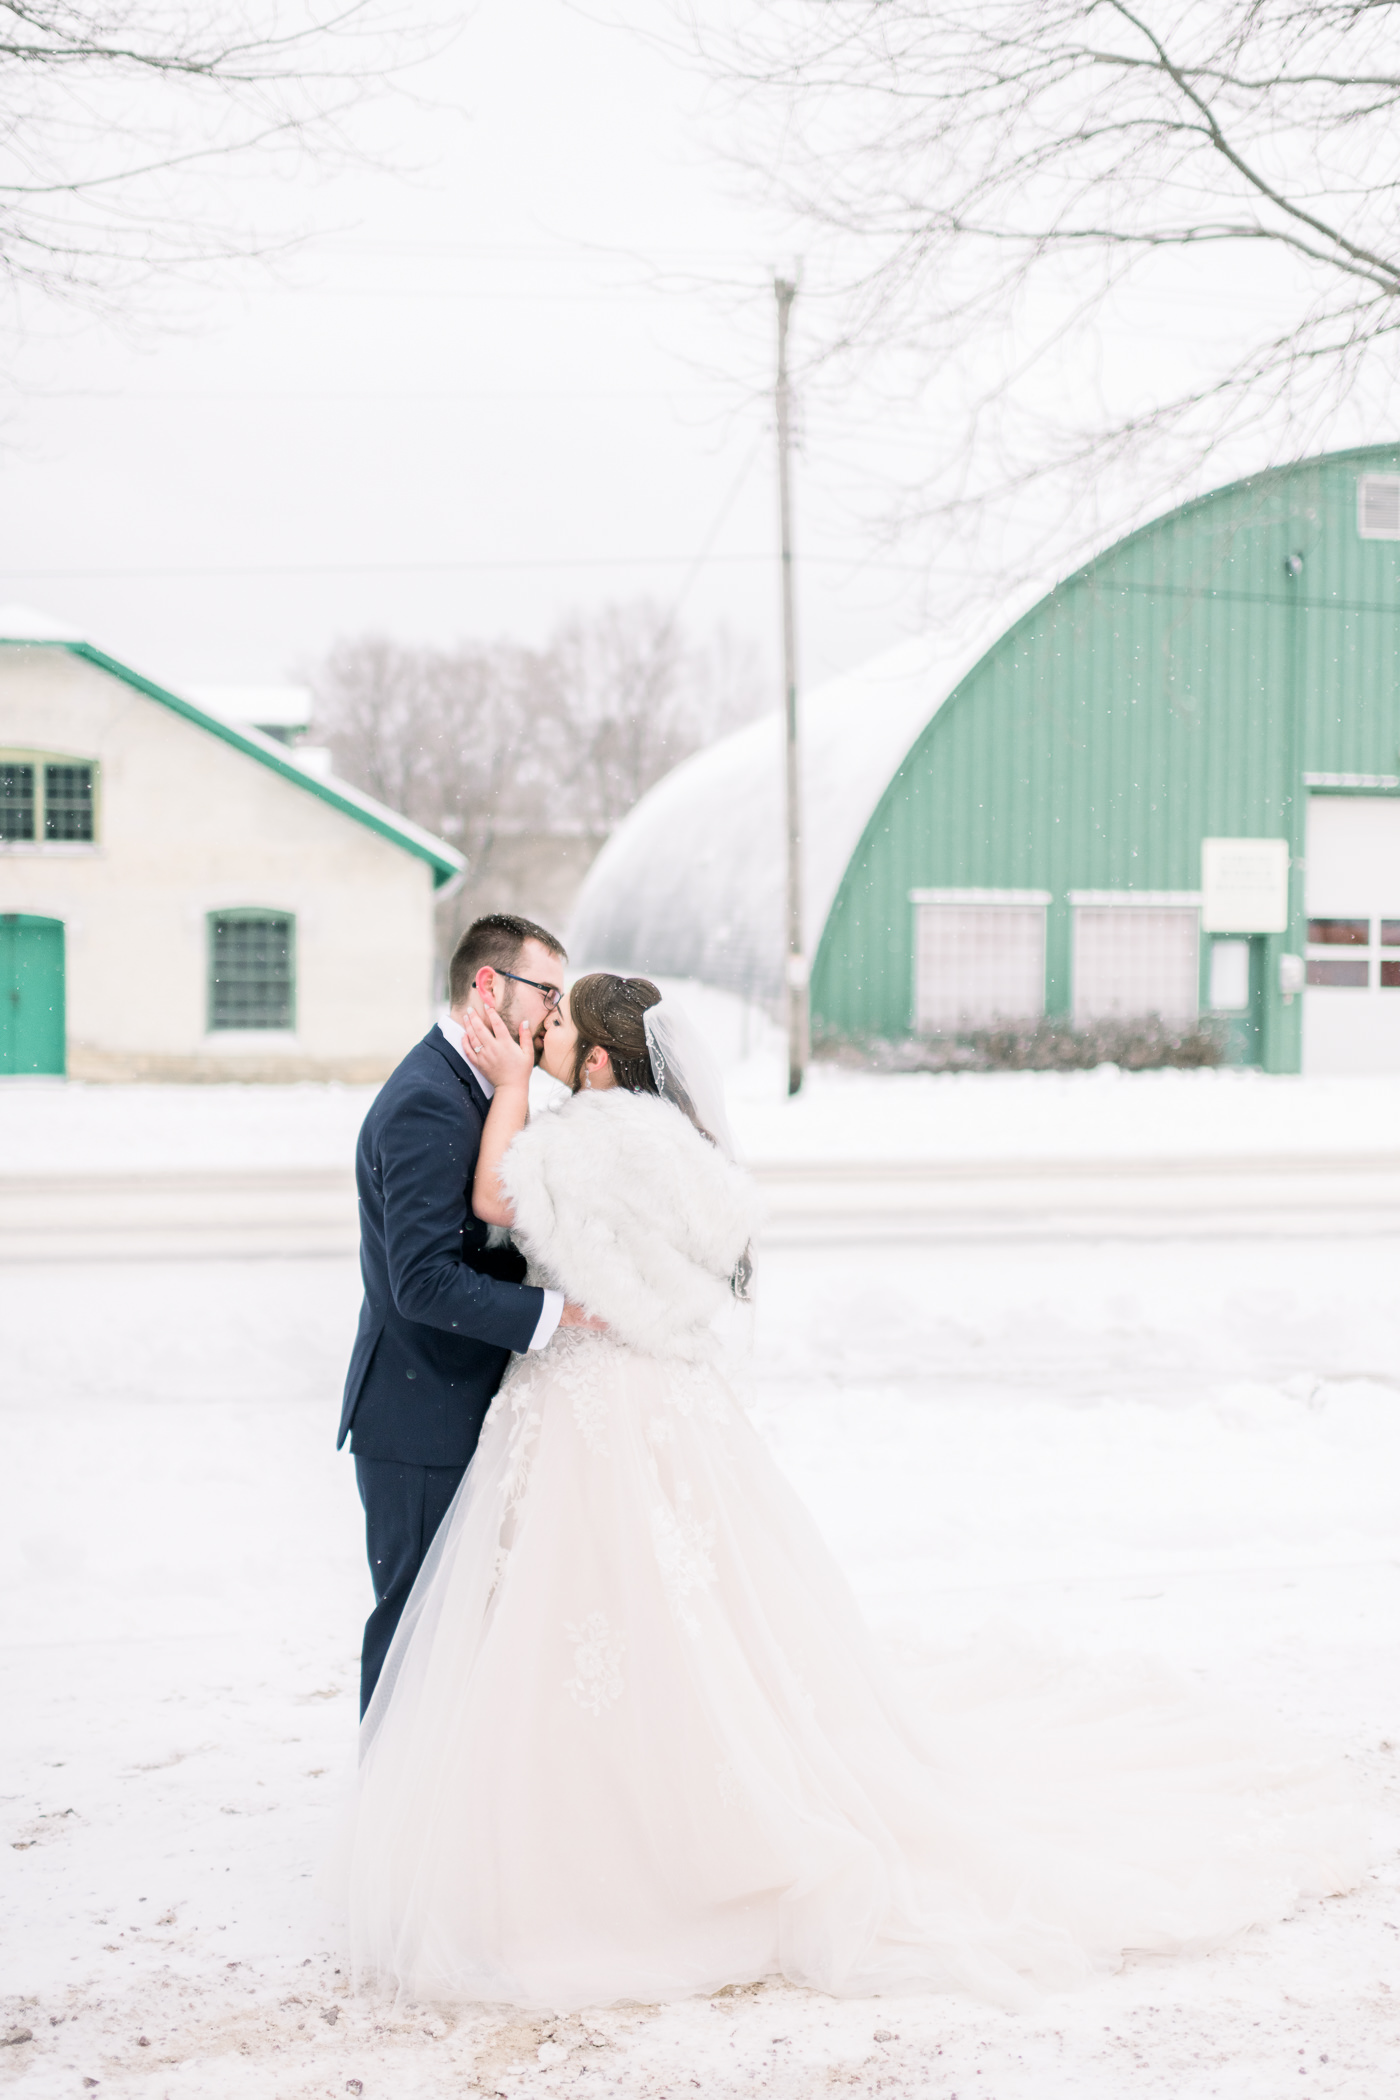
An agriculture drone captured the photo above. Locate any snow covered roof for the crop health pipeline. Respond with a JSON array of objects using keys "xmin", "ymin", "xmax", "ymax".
[
  {"xmin": 568, "ymin": 609, "xmax": 1026, "ymax": 1002},
  {"xmin": 191, "ymin": 683, "xmax": 313, "ymax": 733},
  {"xmin": 0, "ymin": 612, "xmax": 464, "ymax": 888}
]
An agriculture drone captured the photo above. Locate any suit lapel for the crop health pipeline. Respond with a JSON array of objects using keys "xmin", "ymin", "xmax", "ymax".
[{"xmin": 422, "ymin": 1026, "xmax": 492, "ymax": 1122}]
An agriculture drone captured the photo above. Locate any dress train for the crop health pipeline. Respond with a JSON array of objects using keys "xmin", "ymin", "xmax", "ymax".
[{"xmin": 334, "ymin": 1328, "xmax": 1364, "ymax": 2011}]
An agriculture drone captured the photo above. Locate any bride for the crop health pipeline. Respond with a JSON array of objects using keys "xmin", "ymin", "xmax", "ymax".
[{"xmin": 336, "ymin": 973, "xmax": 1363, "ymax": 2012}]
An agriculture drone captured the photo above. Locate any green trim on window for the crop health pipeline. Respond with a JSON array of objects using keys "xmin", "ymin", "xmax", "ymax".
[{"xmin": 207, "ymin": 908, "xmax": 296, "ymax": 1032}]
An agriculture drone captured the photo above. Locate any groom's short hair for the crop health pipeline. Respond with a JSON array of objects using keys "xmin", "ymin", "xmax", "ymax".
[{"xmin": 448, "ymin": 914, "xmax": 567, "ymax": 1007}]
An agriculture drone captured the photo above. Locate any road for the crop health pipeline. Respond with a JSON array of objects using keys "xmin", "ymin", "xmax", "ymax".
[{"xmin": 6, "ymin": 1150, "xmax": 1400, "ymax": 1260}]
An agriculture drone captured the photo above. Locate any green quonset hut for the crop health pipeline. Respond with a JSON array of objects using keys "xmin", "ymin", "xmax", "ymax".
[{"xmin": 570, "ymin": 445, "xmax": 1400, "ymax": 1075}]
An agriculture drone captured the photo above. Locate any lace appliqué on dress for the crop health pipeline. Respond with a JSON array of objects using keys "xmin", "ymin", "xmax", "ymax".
[
  {"xmin": 488, "ymin": 1367, "xmax": 543, "ymax": 1599},
  {"xmin": 658, "ymin": 1357, "xmax": 730, "ymax": 1425},
  {"xmin": 563, "ymin": 1611, "xmax": 626, "ymax": 1717},
  {"xmin": 566, "ymin": 1350, "xmax": 609, "ymax": 1456},
  {"xmin": 573, "ymin": 1383, "xmax": 608, "ymax": 1455},
  {"xmin": 538, "ymin": 1324, "xmax": 610, "ymax": 1455},
  {"xmin": 649, "ymin": 1483, "xmax": 717, "ymax": 1639}
]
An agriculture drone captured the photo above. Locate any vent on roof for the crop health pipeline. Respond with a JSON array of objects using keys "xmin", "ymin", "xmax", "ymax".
[{"xmin": 1357, "ymin": 474, "xmax": 1400, "ymax": 539}]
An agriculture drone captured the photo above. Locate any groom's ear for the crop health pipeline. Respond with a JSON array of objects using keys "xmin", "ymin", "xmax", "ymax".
[{"xmin": 475, "ymin": 967, "xmax": 497, "ymax": 1009}]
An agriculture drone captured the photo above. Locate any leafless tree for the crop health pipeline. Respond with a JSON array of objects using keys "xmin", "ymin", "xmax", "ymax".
[
  {"xmin": 308, "ymin": 602, "xmax": 767, "ymax": 860},
  {"xmin": 534, "ymin": 600, "xmax": 765, "ymax": 834},
  {"xmin": 308, "ymin": 633, "xmax": 547, "ymax": 881},
  {"xmin": 686, "ymin": 0, "xmax": 1400, "ymax": 579},
  {"xmin": 0, "ymin": 1, "xmax": 430, "ymax": 316}
]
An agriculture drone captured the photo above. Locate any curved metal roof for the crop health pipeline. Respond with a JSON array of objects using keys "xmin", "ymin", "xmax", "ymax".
[
  {"xmin": 570, "ymin": 443, "xmax": 1400, "ymax": 1003},
  {"xmin": 567, "ymin": 619, "xmax": 1019, "ymax": 1001}
]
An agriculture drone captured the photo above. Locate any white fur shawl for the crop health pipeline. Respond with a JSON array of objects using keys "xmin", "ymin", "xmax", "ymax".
[{"xmin": 499, "ymin": 1089, "xmax": 757, "ymax": 1360}]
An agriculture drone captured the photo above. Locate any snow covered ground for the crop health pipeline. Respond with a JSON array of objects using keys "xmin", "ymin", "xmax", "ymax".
[
  {"xmin": 3, "ymin": 1065, "xmax": 1400, "ymax": 2098},
  {"xmin": 6, "ymin": 1055, "xmax": 1400, "ymax": 1173}
]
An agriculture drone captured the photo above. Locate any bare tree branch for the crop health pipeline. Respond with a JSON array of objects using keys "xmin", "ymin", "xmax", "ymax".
[
  {"xmin": 0, "ymin": 1, "xmax": 439, "ymax": 316},
  {"xmin": 684, "ymin": 0, "xmax": 1400, "ymax": 590},
  {"xmin": 307, "ymin": 604, "xmax": 769, "ymax": 865}
]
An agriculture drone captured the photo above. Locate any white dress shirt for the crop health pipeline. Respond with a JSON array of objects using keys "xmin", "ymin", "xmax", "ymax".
[{"xmin": 438, "ymin": 1016, "xmax": 564, "ymax": 1353}]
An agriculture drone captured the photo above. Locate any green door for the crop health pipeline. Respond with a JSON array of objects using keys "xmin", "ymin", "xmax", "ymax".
[{"xmin": 0, "ymin": 915, "xmax": 66, "ymax": 1075}]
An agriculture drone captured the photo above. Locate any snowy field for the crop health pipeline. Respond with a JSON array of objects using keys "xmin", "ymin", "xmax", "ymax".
[{"xmin": 4, "ymin": 1063, "xmax": 1400, "ymax": 2098}]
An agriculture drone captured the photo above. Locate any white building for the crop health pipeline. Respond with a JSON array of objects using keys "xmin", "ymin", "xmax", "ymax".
[{"xmin": 0, "ymin": 609, "xmax": 462, "ymax": 1081}]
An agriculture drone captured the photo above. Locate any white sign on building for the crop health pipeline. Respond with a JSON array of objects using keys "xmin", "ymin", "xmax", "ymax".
[{"xmin": 1200, "ymin": 837, "xmax": 1290, "ymax": 933}]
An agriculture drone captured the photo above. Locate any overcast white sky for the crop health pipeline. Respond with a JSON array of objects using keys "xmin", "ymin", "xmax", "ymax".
[
  {"xmin": 0, "ymin": 1, "xmax": 934, "ymax": 694},
  {"xmin": 0, "ymin": 1, "xmax": 1385, "ymax": 698}
]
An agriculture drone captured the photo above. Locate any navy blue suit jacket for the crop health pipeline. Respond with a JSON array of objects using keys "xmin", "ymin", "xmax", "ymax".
[{"xmin": 337, "ymin": 1027, "xmax": 546, "ymax": 1467}]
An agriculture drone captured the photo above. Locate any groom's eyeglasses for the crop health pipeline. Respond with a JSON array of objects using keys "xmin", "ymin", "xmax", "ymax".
[{"xmin": 496, "ymin": 968, "xmax": 562, "ymax": 1011}]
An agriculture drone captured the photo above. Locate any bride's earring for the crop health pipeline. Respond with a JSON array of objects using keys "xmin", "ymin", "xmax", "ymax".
[{"xmin": 584, "ymin": 1067, "xmax": 592, "ymax": 1089}]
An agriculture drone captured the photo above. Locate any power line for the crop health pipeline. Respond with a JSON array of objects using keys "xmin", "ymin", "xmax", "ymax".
[
  {"xmin": 0, "ymin": 551, "xmax": 929, "ymax": 582},
  {"xmin": 663, "ymin": 438, "xmax": 767, "ymax": 623},
  {"xmin": 3, "ymin": 385, "xmax": 735, "ymax": 404},
  {"xmin": 1, "ymin": 553, "xmax": 770, "ymax": 582}
]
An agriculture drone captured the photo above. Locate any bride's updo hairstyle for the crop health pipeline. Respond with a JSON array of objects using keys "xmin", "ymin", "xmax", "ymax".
[{"xmin": 567, "ymin": 973, "xmax": 662, "ymax": 1095}]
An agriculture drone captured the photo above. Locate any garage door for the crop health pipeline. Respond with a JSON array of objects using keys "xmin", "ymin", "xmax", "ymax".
[{"xmin": 1303, "ymin": 795, "xmax": 1400, "ymax": 1074}]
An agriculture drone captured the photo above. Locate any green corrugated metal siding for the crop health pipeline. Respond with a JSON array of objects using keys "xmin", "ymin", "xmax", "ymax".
[{"xmin": 813, "ymin": 445, "xmax": 1400, "ymax": 1063}]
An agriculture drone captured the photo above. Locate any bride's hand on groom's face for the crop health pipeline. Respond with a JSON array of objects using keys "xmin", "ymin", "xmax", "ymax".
[{"xmin": 462, "ymin": 1006, "xmax": 536, "ymax": 1090}]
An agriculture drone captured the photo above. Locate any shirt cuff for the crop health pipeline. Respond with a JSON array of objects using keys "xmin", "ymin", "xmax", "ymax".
[{"xmin": 527, "ymin": 1288, "xmax": 564, "ymax": 1352}]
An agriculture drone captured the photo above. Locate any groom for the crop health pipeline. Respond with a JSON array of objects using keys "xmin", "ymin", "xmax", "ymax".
[{"xmin": 338, "ymin": 911, "xmax": 593, "ymax": 1716}]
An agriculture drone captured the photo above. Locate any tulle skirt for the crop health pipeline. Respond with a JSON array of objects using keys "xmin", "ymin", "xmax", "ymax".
[{"xmin": 332, "ymin": 1330, "xmax": 1364, "ymax": 2010}]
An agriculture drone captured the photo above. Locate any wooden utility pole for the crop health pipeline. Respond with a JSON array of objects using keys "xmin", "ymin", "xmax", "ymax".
[{"xmin": 775, "ymin": 274, "xmax": 807, "ymax": 1096}]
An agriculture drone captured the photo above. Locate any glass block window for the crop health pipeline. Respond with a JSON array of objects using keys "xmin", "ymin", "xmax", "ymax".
[
  {"xmin": 43, "ymin": 763, "xmax": 94, "ymax": 841},
  {"xmin": 0, "ymin": 762, "xmax": 35, "ymax": 841},
  {"xmin": 914, "ymin": 900, "xmax": 1047, "ymax": 1031},
  {"xmin": 1072, "ymin": 905, "xmax": 1199, "ymax": 1024},
  {"xmin": 208, "ymin": 911, "xmax": 295, "ymax": 1031},
  {"xmin": 1358, "ymin": 474, "xmax": 1400, "ymax": 539}
]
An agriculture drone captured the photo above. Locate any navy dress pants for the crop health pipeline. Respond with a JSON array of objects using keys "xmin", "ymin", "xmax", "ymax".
[{"xmin": 355, "ymin": 1456, "xmax": 466, "ymax": 1718}]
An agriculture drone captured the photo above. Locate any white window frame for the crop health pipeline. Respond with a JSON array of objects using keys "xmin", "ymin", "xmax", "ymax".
[
  {"xmin": 1304, "ymin": 915, "xmax": 1400, "ymax": 994},
  {"xmin": 1067, "ymin": 891, "xmax": 1204, "ymax": 909}
]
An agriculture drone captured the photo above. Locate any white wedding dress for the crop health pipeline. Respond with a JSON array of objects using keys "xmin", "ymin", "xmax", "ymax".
[{"xmin": 336, "ymin": 1087, "xmax": 1364, "ymax": 2012}]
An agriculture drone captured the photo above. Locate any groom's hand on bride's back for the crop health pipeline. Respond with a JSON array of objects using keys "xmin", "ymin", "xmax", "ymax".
[{"xmin": 560, "ymin": 1302, "xmax": 607, "ymax": 1333}]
